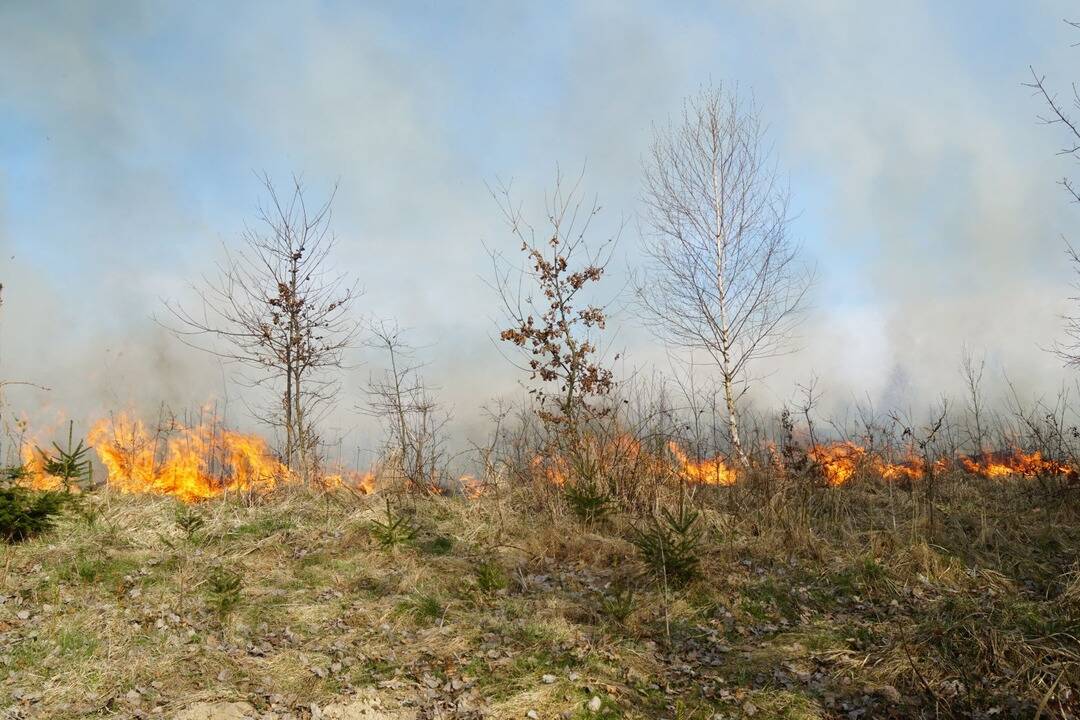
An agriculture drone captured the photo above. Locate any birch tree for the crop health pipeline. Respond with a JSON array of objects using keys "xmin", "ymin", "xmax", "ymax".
[{"xmin": 638, "ymin": 85, "xmax": 811, "ymax": 467}]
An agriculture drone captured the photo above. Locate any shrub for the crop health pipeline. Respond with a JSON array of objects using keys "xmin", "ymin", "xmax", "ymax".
[
  {"xmin": 631, "ymin": 504, "xmax": 704, "ymax": 588},
  {"xmin": 564, "ymin": 480, "xmax": 612, "ymax": 524},
  {"xmin": 370, "ymin": 498, "xmax": 417, "ymax": 550},
  {"xmin": 205, "ymin": 566, "xmax": 243, "ymax": 627},
  {"xmin": 599, "ymin": 586, "xmax": 635, "ymax": 624},
  {"xmin": 475, "ymin": 559, "xmax": 509, "ymax": 594},
  {"xmin": 398, "ymin": 592, "xmax": 443, "ymax": 623},
  {"xmin": 419, "ymin": 535, "xmax": 454, "ymax": 556},
  {"xmin": 33, "ymin": 421, "xmax": 94, "ymax": 491},
  {"xmin": 0, "ymin": 483, "xmax": 70, "ymax": 543},
  {"xmin": 173, "ymin": 504, "xmax": 206, "ymax": 540}
]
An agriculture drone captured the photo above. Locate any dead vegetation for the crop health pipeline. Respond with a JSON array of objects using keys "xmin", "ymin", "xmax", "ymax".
[{"xmin": 1, "ymin": 457, "xmax": 1078, "ymax": 719}]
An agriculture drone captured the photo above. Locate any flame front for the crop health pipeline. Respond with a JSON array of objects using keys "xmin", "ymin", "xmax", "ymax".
[
  {"xmin": 18, "ymin": 413, "xmax": 1078, "ymax": 500},
  {"xmin": 959, "ymin": 450, "xmax": 1075, "ymax": 479},
  {"xmin": 84, "ymin": 413, "xmax": 289, "ymax": 502},
  {"xmin": 667, "ymin": 442, "xmax": 737, "ymax": 485},
  {"xmin": 808, "ymin": 442, "xmax": 948, "ymax": 486}
]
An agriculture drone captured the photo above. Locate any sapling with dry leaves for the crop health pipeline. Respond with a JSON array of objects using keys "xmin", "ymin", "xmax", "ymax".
[
  {"xmin": 488, "ymin": 170, "xmax": 621, "ymax": 509},
  {"xmin": 162, "ymin": 176, "xmax": 360, "ymax": 484},
  {"xmin": 488, "ymin": 169, "xmax": 618, "ymax": 439}
]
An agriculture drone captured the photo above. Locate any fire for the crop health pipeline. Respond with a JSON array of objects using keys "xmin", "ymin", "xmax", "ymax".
[
  {"xmin": 807, "ymin": 442, "xmax": 945, "ymax": 486},
  {"xmin": 667, "ymin": 441, "xmax": 737, "ymax": 486},
  {"xmin": 320, "ymin": 468, "xmax": 377, "ymax": 494},
  {"xmin": 17, "ymin": 411, "xmax": 1077, "ymax": 501},
  {"xmin": 84, "ymin": 412, "xmax": 289, "ymax": 502},
  {"xmin": 877, "ymin": 458, "xmax": 929, "ymax": 483},
  {"xmin": 959, "ymin": 450, "xmax": 1075, "ymax": 480},
  {"xmin": 15, "ymin": 411, "xmax": 374, "ymax": 502},
  {"xmin": 804, "ymin": 443, "xmax": 1075, "ymax": 486},
  {"xmin": 807, "ymin": 442, "xmax": 866, "ymax": 486},
  {"xmin": 16, "ymin": 415, "xmax": 82, "ymax": 491},
  {"xmin": 530, "ymin": 454, "xmax": 569, "ymax": 486},
  {"xmin": 458, "ymin": 474, "xmax": 486, "ymax": 498},
  {"xmin": 20, "ymin": 445, "xmax": 67, "ymax": 491},
  {"xmin": 527, "ymin": 436, "xmax": 738, "ymax": 488}
]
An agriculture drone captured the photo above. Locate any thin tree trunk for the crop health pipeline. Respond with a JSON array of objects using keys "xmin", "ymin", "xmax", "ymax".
[
  {"xmin": 283, "ymin": 353, "xmax": 294, "ymax": 472},
  {"xmin": 722, "ymin": 369, "xmax": 748, "ymax": 468},
  {"xmin": 712, "ymin": 147, "xmax": 748, "ymax": 470}
]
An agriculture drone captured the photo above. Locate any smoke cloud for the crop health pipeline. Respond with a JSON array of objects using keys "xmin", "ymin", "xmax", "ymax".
[{"xmin": 2, "ymin": 1, "xmax": 1078, "ymax": 459}]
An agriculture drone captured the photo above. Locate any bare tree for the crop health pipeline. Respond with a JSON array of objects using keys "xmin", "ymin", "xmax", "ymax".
[
  {"xmin": 488, "ymin": 169, "xmax": 618, "ymax": 437},
  {"xmin": 959, "ymin": 345, "xmax": 989, "ymax": 454},
  {"xmin": 638, "ymin": 85, "xmax": 812, "ymax": 467},
  {"xmin": 362, "ymin": 320, "xmax": 449, "ymax": 493},
  {"xmin": 1028, "ymin": 21, "xmax": 1080, "ymax": 365},
  {"xmin": 162, "ymin": 176, "xmax": 360, "ymax": 482}
]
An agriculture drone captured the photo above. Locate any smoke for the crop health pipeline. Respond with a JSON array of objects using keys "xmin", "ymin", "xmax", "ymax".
[{"xmin": 2, "ymin": 1, "xmax": 1079, "ymax": 458}]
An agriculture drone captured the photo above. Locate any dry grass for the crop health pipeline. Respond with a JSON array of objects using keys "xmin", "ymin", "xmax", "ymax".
[{"xmin": 1, "ymin": 473, "xmax": 1078, "ymax": 719}]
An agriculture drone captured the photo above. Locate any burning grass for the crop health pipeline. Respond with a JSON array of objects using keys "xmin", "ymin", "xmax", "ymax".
[
  {"xmin": 21, "ymin": 412, "xmax": 375, "ymax": 501},
  {"xmin": 15, "ymin": 411, "xmax": 1079, "ymax": 510}
]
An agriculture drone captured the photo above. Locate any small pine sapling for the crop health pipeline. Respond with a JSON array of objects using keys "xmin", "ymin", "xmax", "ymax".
[
  {"xmin": 631, "ymin": 503, "xmax": 704, "ymax": 588},
  {"xmin": 370, "ymin": 497, "xmax": 417, "ymax": 550}
]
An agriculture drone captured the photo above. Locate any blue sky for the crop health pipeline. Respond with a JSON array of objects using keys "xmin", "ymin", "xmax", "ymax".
[{"xmin": 1, "ymin": 1, "xmax": 1078, "ymax": 451}]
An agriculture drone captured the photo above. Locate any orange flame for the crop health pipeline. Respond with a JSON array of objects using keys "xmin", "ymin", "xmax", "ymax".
[
  {"xmin": 458, "ymin": 474, "xmax": 486, "ymax": 499},
  {"xmin": 807, "ymin": 442, "xmax": 866, "ymax": 486},
  {"xmin": 20, "ymin": 445, "xmax": 67, "ymax": 491},
  {"xmin": 15, "ymin": 412, "xmax": 372, "ymax": 502},
  {"xmin": 808, "ymin": 442, "xmax": 946, "ymax": 485},
  {"xmin": 320, "ymin": 468, "xmax": 377, "ymax": 494},
  {"xmin": 83, "ymin": 412, "xmax": 288, "ymax": 502},
  {"xmin": 667, "ymin": 441, "xmax": 737, "ymax": 486},
  {"xmin": 959, "ymin": 450, "xmax": 1075, "ymax": 480}
]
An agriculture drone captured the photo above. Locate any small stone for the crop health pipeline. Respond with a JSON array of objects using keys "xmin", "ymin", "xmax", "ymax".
[
  {"xmin": 587, "ymin": 696, "xmax": 602, "ymax": 712},
  {"xmin": 877, "ymin": 685, "xmax": 901, "ymax": 703},
  {"xmin": 542, "ymin": 674, "xmax": 556, "ymax": 684},
  {"xmin": 526, "ymin": 711, "xmax": 539, "ymax": 719},
  {"xmin": 16, "ymin": 610, "xmax": 30, "ymax": 620}
]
